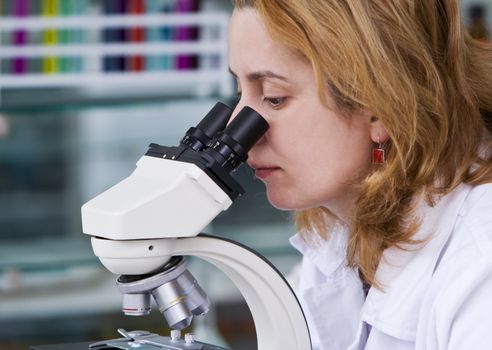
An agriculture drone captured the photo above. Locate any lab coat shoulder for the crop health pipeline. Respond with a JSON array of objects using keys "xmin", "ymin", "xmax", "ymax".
[
  {"xmin": 417, "ymin": 183, "xmax": 492, "ymax": 349},
  {"xmin": 361, "ymin": 183, "xmax": 492, "ymax": 349},
  {"xmin": 291, "ymin": 183, "xmax": 492, "ymax": 350}
]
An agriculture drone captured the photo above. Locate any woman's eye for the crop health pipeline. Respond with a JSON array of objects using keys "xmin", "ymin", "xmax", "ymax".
[{"xmin": 264, "ymin": 96, "xmax": 286, "ymax": 108}]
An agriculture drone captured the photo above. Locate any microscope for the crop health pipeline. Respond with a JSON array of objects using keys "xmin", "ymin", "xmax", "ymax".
[{"xmin": 34, "ymin": 103, "xmax": 312, "ymax": 349}]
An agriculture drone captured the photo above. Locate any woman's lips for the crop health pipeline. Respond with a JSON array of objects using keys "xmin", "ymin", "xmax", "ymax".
[{"xmin": 254, "ymin": 167, "xmax": 280, "ymax": 180}]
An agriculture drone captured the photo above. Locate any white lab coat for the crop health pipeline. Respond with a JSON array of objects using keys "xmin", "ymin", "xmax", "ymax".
[{"xmin": 290, "ymin": 182, "xmax": 492, "ymax": 349}]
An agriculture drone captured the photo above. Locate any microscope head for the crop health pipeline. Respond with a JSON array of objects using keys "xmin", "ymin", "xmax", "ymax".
[
  {"xmin": 81, "ymin": 102, "xmax": 268, "ymax": 243},
  {"xmin": 81, "ymin": 102, "xmax": 268, "ymax": 274}
]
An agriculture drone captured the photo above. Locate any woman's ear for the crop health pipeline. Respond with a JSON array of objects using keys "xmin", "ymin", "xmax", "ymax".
[{"xmin": 369, "ymin": 116, "xmax": 389, "ymax": 143}]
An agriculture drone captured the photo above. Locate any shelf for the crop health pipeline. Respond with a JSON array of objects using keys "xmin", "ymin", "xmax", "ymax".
[
  {"xmin": 0, "ymin": 69, "xmax": 230, "ymax": 92},
  {"xmin": 0, "ymin": 12, "xmax": 233, "ymax": 96},
  {"xmin": 0, "ymin": 41, "xmax": 224, "ymax": 56},
  {"xmin": 0, "ymin": 13, "xmax": 228, "ymax": 29}
]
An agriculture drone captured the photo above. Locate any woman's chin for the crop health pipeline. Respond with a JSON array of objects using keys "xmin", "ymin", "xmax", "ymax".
[
  {"xmin": 265, "ymin": 186, "xmax": 325, "ymax": 211},
  {"xmin": 265, "ymin": 189, "xmax": 299, "ymax": 211}
]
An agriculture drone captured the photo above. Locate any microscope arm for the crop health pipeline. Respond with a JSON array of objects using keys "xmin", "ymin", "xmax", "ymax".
[
  {"xmin": 91, "ymin": 234, "xmax": 312, "ymax": 350},
  {"xmin": 175, "ymin": 234, "xmax": 311, "ymax": 350}
]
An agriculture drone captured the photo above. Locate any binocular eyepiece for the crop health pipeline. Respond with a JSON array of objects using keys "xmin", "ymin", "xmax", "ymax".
[
  {"xmin": 180, "ymin": 102, "xmax": 269, "ymax": 173},
  {"xmin": 146, "ymin": 102, "xmax": 268, "ymax": 197}
]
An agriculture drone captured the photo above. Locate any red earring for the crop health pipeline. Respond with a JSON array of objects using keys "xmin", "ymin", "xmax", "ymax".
[{"xmin": 372, "ymin": 135, "xmax": 385, "ymax": 164}]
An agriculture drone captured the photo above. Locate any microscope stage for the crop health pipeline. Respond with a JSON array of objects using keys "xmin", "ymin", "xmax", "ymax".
[{"xmin": 30, "ymin": 329, "xmax": 229, "ymax": 350}]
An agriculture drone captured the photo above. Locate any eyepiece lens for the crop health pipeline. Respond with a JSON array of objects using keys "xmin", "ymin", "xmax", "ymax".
[
  {"xmin": 202, "ymin": 106, "xmax": 269, "ymax": 173},
  {"xmin": 196, "ymin": 102, "xmax": 232, "ymax": 139},
  {"xmin": 221, "ymin": 106, "xmax": 269, "ymax": 154},
  {"xmin": 180, "ymin": 102, "xmax": 232, "ymax": 151}
]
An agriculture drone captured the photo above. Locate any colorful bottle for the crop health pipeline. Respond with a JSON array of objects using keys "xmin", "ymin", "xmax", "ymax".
[
  {"xmin": 12, "ymin": 0, "xmax": 29, "ymax": 74},
  {"xmin": 42, "ymin": 0, "xmax": 59, "ymax": 74},
  {"xmin": 128, "ymin": 0, "xmax": 145, "ymax": 72},
  {"xmin": 174, "ymin": 0, "xmax": 200, "ymax": 70}
]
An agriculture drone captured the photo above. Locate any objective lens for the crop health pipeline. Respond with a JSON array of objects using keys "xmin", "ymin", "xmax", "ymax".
[
  {"xmin": 122, "ymin": 293, "xmax": 151, "ymax": 316},
  {"xmin": 204, "ymin": 106, "xmax": 269, "ymax": 172},
  {"xmin": 180, "ymin": 102, "xmax": 232, "ymax": 151},
  {"xmin": 116, "ymin": 257, "xmax": 210, "ymax": 330},
  {"xmin": 151, "ymin": 269, "xmax": 210, "ymax": 330},
  {"xmin": 176, "ymin": 270, "xmax": 210, "ymax": 316}
]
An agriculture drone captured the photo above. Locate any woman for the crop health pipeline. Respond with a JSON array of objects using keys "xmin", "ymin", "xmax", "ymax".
[{"xmin": 228, "ymin": 0, "xmax": 492, "ymax": 349}]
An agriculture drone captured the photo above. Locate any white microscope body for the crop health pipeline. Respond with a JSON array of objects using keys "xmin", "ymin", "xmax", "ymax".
[{"xmin": 81, "ymin": 103, "xmax": 312, "ymax": 349}]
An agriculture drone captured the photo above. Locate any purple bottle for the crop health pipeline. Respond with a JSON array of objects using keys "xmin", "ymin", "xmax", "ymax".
[
  {"xmin": 174, "ymin": 0, "xmax": 200, "ymax": 70},
  {"xmin": 12, "ymin": 0, "xmax": 29, "ymax": 74}
]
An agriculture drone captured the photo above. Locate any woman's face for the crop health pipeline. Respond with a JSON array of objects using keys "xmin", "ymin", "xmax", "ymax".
[{"xmin": 229, "ymin": 8, "xmax": 377, "ymax": 218}]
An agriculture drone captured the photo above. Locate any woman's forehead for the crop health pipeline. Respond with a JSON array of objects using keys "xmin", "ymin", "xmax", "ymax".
[{"xmin": 229, "ymin": 9, "xmax": 310, "ymax": 76}]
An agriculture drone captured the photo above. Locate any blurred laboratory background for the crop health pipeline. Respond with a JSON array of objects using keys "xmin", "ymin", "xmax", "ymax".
[
  {"xmin": 0, "ymin": 0, "xmax": 490, "ymax": 349},
  {"xmin": 0, "ymin": 0, "xmax": 300, "ymax": 349}
]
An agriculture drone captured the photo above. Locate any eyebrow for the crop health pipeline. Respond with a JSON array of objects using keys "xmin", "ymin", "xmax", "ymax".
[{"xmin": 228, "ymin": 68, "xmax": 289, "ymax": 83}]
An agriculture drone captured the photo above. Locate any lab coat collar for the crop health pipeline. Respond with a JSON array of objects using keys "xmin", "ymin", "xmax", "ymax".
[
  {"xmin": 290, "ymin": 221, "xmax": 349, "ymax": 277},
  {"xmin": 361, "ymin": 183, "xmax": 473, "ymax": 341}
]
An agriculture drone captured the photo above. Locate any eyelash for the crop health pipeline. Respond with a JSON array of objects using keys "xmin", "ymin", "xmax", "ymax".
[
  {"xmin": 263, "ymin": 96, "xmax": 287, "ymax": 109},
  {"xmin": 235, "ymin": 91, "xmax": 287, "ymax": 109}
]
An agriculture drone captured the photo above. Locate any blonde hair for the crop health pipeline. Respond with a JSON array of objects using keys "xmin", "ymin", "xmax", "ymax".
[{"xmin": 233, "ymin": 0, "xmax": 492, "ymax": 287}]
